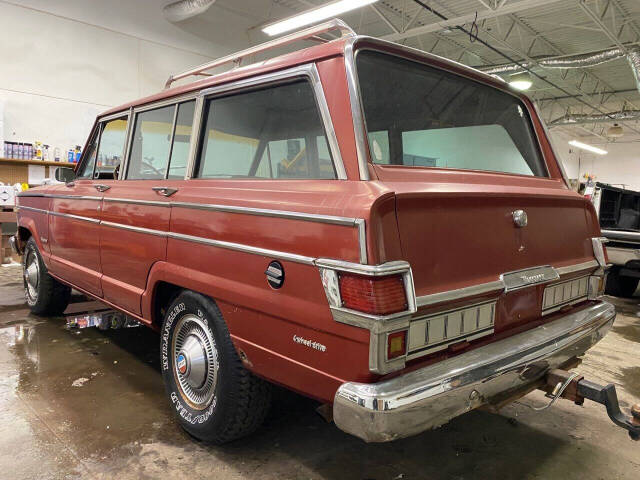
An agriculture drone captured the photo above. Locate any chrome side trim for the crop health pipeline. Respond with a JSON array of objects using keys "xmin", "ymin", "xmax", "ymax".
[
  {"xmin": 171, "ymin": 202, "xmax": 360, "ymax": 226},
  {"xmin": 333, "ymin": 301, "xmax": 616, "ymax": 442},
  {"xmin": 197, "ymin": 64, "xmax": 347, "ymax": 180},
  {"xmin": 49, "ymin": 211, "xmax": 100, "ymax": 224},
  {"xmin": 104, "ymin": 197, "xmax": 171, "ymax": 207},
  {"xmin": 101, "ymin": 221, "xmax": 167, "ymax": 237},
  {"xmin": 168, "ymin": 231, "xmax": 315, "ymax": 265},
  {"xmin": 17, "ymin": 193, "xmax": 102, "ymax": 201},
  {"xmin": 416, "ymin": 280, "xmax": 504, "ymax": 308},
  {"xmin": 16, "ymin": 206, "xmax": 48, "ymax": 215},
  {"xmin": 344, "ymin": 37, "xmax": 371, "ymax": 180}
]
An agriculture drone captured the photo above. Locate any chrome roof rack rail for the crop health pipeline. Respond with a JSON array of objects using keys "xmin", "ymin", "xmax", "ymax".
[{"xmin": 164, "ymin": 18, "xmax": 355, "ymax": 89}]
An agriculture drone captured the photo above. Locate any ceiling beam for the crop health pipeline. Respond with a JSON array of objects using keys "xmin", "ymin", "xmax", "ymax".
[{"xmin": 381, "ymin": 0, "xmax": 566, "ymax": 42}]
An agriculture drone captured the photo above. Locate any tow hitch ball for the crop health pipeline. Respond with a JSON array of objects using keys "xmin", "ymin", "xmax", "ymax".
[{"xmin": 542, "ymin": 370, "xmax": 640, "ymax": 441}]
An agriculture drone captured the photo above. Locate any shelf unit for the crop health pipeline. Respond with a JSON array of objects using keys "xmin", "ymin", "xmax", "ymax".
[{"xmin": 0, "ymin": 157, "xmax": 75, "ymax": 168}]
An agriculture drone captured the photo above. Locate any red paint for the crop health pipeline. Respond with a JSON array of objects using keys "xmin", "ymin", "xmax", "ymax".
[{"xmin": 15, "ymin": 37, "xmax": 600, "ymax": 403}]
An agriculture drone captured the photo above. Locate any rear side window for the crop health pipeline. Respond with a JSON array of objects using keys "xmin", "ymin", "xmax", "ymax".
[
  {"xmin": 357, "ymin": 51, "xmax": 546, "ymax": 177},
  {"xmin": 126, "ymin": 100, "xmax": 196, "ymax": 180},
  {"xmin": 195, "ymin": 80, "xmax": 336, "ymax": 179}
]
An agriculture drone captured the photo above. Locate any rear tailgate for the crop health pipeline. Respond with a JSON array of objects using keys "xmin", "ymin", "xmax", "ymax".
[{"xmin": 379, "ymin": 169, "xmax": 600, "ymax": 361}]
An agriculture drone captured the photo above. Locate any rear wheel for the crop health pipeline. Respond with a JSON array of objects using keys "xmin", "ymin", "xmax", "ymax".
[
  {"xmin": 160, "ymin": 290, "xmax": 271, "ymax": 444},
  {"xmin": 23, "ymin": 237, "xmax": 71, "ymax": 315},
  {"xmin": 605, "ymin": 267, "xmax": 639, "ymax": 298}
]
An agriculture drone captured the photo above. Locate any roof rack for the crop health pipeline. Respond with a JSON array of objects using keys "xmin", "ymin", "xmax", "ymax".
[{"xmin": 164, "ymin": 19, "xmax": 355, "ymax": 89}]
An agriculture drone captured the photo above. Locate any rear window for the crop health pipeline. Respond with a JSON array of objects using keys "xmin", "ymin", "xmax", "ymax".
[
  {"xmin": 356, "ymin": 51, "xmax": 546, "ymax": 177},
  {"xmin": 195, "ymin": 80, "xmax": 336, "ymax": 179}
]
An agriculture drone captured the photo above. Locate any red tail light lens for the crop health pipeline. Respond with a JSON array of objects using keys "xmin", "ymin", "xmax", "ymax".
[
  {"xmin": 387, "ymin": 330, "xmax": 407, "ymax": 360},
  {"xmin": 338, "ymin": 273, "xmax": 407, "ymax": 315}
]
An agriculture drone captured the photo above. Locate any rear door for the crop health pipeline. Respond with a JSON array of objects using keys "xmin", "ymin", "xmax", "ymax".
[{"xmin": 99, "ymin": 99, "xmax": 196, "ymax": 314}]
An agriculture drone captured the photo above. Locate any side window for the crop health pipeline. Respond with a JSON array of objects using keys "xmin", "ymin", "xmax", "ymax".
[
  {"xmin": 195, "ymin": 80, "xmax": 336, "ymax": 179},
  {"xmin": 76, "ymin": 129, "xmax": 99, "ymax": 179},
  {"xmin": 127, "ymin": 105, "xmax": 174, "ymax": 180},
  {"xmin": 167, "ymin": 101, "xmax": 195, "ymax": 179},
  {"xmin": 95, "ymin": 117, "xmax": 128, "ymax": 178}
]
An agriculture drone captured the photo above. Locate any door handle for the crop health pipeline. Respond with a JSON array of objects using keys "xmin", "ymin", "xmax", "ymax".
[
  {"xmin": 152, "ymin": 186, "xmax": 178, "ymax": 197},
  {"xmin": 65, "ymin": 182, "xmax": 75, "ymax": 188},
  {"xmin": 94, "ymin": 184, "xmax": 111, "ymax": 192}
]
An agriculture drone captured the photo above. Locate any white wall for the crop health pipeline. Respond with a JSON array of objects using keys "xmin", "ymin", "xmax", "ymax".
[
  {"xmin": 550, "ymin": 130, "xmax": 640, "ymax": 191},
  {"xmin": 0, "ymin": 0, "xmax": 250, "ymax": 160}
]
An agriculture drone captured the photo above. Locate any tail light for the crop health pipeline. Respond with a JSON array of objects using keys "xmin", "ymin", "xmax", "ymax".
[
  {"xmin": 387, "ymin": 330, "xmax": 407, "ymax": 360},
  {"xmin": 338, "ymin": 273, "xmax": 407, "ymax": 315}
]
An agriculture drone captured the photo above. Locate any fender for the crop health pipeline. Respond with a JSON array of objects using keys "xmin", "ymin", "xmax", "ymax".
[{"xmin": 17, "ymin": 217, "xmax": 52, "ymax": 266}]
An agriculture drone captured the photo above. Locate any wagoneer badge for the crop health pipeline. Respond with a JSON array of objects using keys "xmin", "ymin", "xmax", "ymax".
[
  {"xmin": 512, "ymin": 209, "xmax": 528, "ymax": 227},
  {"xmin": 265, "ymin": 261, "xmax": 285, "ymax": 289}
]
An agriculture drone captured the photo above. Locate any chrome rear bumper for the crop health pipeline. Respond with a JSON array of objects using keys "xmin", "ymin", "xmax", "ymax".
[{"xmin": 333, "ymin": 301, "xmax": 616, "ymax": 442}]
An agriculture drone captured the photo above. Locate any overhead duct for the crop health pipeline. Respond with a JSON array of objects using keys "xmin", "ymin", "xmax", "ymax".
[
  {"xmin": 481, "ymin": 48, "xmax": 626, "ymax": 75},
  {"xmin": 629, "ymin": 48, "xmax": 640, "ymax": 94},
  {"xmin": 549, "ymin": 110, "xmax": 640, "ymax": 126},
  {"xmin": 163, "ymin": 0, "xmax": 216, "ymax": 23}
]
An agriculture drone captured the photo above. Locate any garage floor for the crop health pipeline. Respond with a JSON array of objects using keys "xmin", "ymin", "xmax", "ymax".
[{"xmin": 1, "ymin": 265, "xmax": 639, "ymax": 480}]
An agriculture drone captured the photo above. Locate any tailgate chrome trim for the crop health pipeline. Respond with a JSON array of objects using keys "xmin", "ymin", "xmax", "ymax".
[{"xmin": 416, "ymin": 260, "xmax": 599, "ymax": 308}]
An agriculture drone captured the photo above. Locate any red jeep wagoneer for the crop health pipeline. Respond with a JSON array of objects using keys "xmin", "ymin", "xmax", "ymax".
[{"xmin": 13, "ymin": 20, "xmax": 638, "ymax": 444}]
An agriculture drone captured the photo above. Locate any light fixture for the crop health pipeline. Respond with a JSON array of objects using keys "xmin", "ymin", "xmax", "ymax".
[
  {"xmin": 508, "ymin": 71, "xmax": 533, "ymax": 91},
  {"xmin": 262, "ymin": 0, "xmax": 379, "ymax": 36},
  {"xmin": 569, "ymin": 140, "xmax": 608, "ymax": 155},
  {"xmin": 607, "ymin": 123, "xmax": 624, "ymax": 138}
]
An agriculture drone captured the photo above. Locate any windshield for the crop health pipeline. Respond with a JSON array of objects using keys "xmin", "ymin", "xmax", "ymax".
[{"xmin": 356, "ymin": 51, "xmax": 547, "ymax": 177}]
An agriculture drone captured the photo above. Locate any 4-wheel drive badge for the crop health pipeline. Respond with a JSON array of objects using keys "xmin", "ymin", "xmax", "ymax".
[{"xmin": 176, "ymin": 354, "xmax": 187, "ymax": 375}]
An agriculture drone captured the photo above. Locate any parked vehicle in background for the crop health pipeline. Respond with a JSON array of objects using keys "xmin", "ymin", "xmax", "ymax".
[
  {"xmin": 13, "ymin": 20, "xmax": 639, "ymax": 444},
  {"xmin": 591, "ymin": 182, "xmax": 640, "ymax": 297}
]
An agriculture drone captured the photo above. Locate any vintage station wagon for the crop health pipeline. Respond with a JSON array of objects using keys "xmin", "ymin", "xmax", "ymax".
[{"xmin": 12, "ymin": 20, "xmax": 639, "ymax": 443}]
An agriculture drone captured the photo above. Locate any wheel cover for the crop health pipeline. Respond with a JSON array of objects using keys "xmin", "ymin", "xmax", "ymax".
[
  {"xmin": 172, "ymin": 314, "xmax": 218, "ymax": 410},
  {"xmin": 24, "ymin": 249, "xmax": 39, "ymax": 303}
]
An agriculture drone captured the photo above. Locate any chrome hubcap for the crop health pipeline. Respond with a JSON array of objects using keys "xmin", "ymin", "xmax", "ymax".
[
  {"xmin": 173, "ymin": 314, "xmax": 218, "ymax": 409},
  {"xmin": 24, "ymin": 250, "xmax": 39, "ymax": 302}
]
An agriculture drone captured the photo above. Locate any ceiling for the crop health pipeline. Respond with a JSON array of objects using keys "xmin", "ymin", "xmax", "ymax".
[{"xmin": 173, "ymin": 0, "xmax": 640, "ymax": 143}]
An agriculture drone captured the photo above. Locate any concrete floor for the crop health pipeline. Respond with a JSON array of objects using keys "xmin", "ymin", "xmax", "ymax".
[{"xmin": 1, "ymin": 265, "xmax": 639, "ymax": 480}]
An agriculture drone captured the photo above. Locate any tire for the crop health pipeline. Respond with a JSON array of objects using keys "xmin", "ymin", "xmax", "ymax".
[
  {"xmin": 160, "ymin": 290, "xmax": 271, "ymax": 444},
  {"xmin": 23, "ymin": 237, "xmax": 71, "ymax": 315},
  {"xmin": 605, "ymin": 267, "xmax": 639, "ymax": 298}
]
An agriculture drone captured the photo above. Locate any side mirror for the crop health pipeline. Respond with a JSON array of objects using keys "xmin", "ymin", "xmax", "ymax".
[{"xmin": 55, "ymin": 167, "xmax": 76, "ymax": 184}]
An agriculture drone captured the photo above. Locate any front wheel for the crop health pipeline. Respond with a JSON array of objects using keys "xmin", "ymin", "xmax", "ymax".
[
  {"xmin": 23, "ymin": 237, "xmax": 71, "ymax": 315},
  {"xmin": 160, "ymin": 290, "xmax": 271, "ymax": 444},
  {"xmin": 605, "ymin": 267, "xmax": 639, "ymax": 298}
]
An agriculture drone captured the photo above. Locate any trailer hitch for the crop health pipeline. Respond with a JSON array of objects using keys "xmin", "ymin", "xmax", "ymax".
[{"xmin": 543, "ymin": 369, "xmax": 640, "ymax": 441}]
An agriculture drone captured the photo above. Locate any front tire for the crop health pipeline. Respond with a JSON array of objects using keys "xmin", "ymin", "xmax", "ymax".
[
  {"xmin": 605, "ymin": 267, "xmax": 639, "ymax": 298},
  {"xmin": 160, "ymin": 290, "xmax": 271, "ymax": 444},
  {"xmin": 23, "ymin": 237, "xmax": 71, "ymax": 315}
]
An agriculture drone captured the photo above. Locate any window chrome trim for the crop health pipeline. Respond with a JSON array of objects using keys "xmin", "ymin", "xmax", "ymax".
[
  {"xmin": 185, "ymin": 95, "xmax": 204, "ymax": 180},
  {"xmin": 344, "ymin": 37, "xmax": 371, "ymax": 181},
  {"xmin": 194, "ymin": 63, "xmax": 347, "ymax": 180}
]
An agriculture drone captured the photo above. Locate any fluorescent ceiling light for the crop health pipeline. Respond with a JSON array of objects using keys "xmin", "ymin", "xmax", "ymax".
[
  {"xmin": 263, "ymin": 0, "xmax": 379, "ymax": 36},
  {"xmin": 509, "ymin": 72, "xmax": 532, "ymax": 91},
  {"xmin": 569, "ymin": 140, "xmax": 608, "ymax": 155}
]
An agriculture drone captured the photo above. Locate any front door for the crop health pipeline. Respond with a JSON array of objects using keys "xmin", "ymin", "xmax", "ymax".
[
  {"xmin": 49, "ymin": 114, "xmax": 129, "ymax": 297},
  {"xmin": 99, "ymin": 100, "xmax": 195, "ymax": 314}
]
